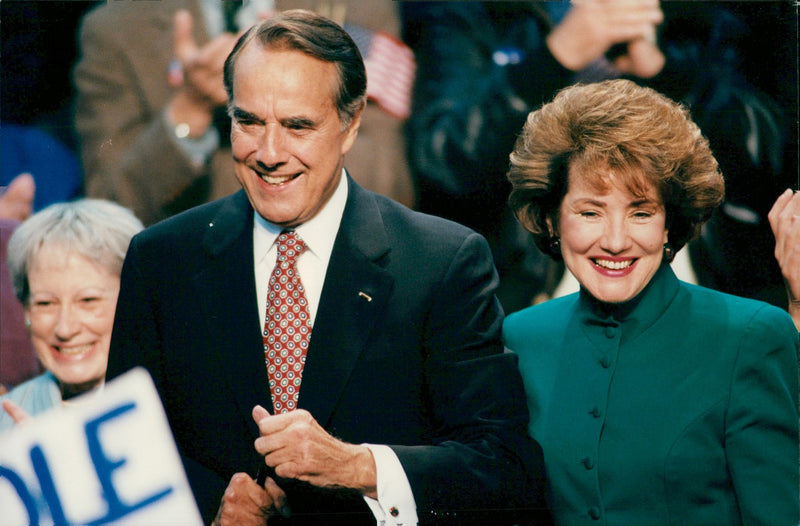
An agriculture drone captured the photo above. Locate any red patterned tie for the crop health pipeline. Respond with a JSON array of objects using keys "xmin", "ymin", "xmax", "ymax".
[{"xmin": 263, "ymin": 231, "xmax": 311, "ymax": 413}]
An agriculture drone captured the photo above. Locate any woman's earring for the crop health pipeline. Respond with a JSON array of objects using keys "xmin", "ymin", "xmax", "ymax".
[
  {"xmin": 663, "ymin": 243, "xmax": 675, "ymax": 263},
  {"xmin": 549, "ymin": 236, "xmax": 561, "ymax": 254},
  {"xmin": 24, "ymin": 318, "xmax": 31, "ymax": 329}
]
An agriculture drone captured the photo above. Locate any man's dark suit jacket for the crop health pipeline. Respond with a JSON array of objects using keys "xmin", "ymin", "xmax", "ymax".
[{"xmin": 106, "ymin": 177, "xmax": 548, "ymax": 525}]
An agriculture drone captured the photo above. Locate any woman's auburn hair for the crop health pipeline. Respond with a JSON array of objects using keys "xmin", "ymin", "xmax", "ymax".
[{"xmin": 507, "ymin": 79, "xmax": 724, "ymax": 260}]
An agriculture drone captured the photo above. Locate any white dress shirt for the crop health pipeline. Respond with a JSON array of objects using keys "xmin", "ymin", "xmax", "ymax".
[{"xmin": 252, "ymin": 171, "xmax": 418, "ymax": 525}]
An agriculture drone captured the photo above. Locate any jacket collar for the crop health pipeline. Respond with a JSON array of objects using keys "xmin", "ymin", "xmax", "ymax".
[{"xmin": 579, "ymin": 262, "xmax": 681, "ymax": 341}]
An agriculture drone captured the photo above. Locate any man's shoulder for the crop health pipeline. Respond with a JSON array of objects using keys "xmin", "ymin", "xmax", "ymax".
[
  {"xmin": 134, "ymin": 193, "xmax": 245, "ymax": 245},
  {"xmin": 367, "ymin": 188, "xmax": 478, "ymax": 241}
]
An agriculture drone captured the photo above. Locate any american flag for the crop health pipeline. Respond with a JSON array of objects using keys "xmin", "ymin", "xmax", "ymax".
[{"xmin": 346, "ymin": 24, "xmax": 416, "ymax": 121}]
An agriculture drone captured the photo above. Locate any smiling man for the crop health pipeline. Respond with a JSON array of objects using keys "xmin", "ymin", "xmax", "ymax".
[{"xmin": 105, "ymin": 9, "xmax": 548, "ymax": 526}]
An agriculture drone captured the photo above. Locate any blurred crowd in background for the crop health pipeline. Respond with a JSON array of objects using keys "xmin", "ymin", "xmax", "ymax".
[{"xmin": 1, "ymin": 0, "xmax": 798, "ymax": 389}]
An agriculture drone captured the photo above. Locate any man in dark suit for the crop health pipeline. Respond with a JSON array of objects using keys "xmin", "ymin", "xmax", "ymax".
[{"xmin": 106, "ymin": 10, "xmax": 547, "ymax": 526}]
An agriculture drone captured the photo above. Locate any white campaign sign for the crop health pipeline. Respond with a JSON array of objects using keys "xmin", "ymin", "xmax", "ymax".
[{"xmin": 0, "ymin": 368, "xmax": 202, "ymax": 525}]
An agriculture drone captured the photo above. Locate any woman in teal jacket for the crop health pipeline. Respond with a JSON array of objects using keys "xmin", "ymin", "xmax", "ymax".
[{"xmin": 504, "ymin": 79, "xmax": 799, "ymax": 525}]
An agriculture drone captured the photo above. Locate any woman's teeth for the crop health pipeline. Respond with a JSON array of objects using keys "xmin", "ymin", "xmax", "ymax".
[
  {"xmin": 58, "ymin": 344, "xmax": 92, "ymax": 356},
  {"xmin": 594, "ymin": 259, "xmax": 633, "ymax": 270}
]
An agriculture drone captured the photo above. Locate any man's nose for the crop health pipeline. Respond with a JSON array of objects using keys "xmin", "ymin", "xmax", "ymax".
[{"xmin": 256, "ymin": 123, "xmax": 289, "ymax": 168}]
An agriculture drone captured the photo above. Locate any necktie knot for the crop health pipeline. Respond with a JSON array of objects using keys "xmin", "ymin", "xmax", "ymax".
[{"xmin": 276, "ymin": 231, "xmax": 306, "ymax": 265}]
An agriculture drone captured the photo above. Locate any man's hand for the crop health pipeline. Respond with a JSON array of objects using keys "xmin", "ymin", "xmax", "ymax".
[
  {"xmin": 547, "ymin": 0, "xmax": 664, "ymax": 77},
  {"xmin": 0, "ymin": 173, "xmax": 35, "ymax": 221},
  {"xmin": 768, "ymin": 189, "xmax": 800, "ymax": 330},
  {"xmin": 212, "ymin": 472, "xmax": 288, "ymax": 526},
  {"xmin": 166, "ymin": 9, "xmax": 239, "ymax": 138},
  {"xmin": 252, "ymin": 405, "xmax": 378, "ymax": 498},
  {"xmin": 2, "ymin": 399, "xmax": 32, "ymax": 425}
]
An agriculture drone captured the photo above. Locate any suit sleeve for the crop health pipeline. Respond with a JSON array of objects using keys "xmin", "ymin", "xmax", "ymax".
[
  {"xmin": 106, "ymin": 234, "xmax": 163, "ymax": 386},
  {"xmin": 390, "ymin": 232, "xmax": 550, "ymax": 524},
  {"xmin": 105, "ymin": 229, "xmax": 250, "ymax": 523},
  {"xmin": 726, "ymin": 304, "xmax": 799, "ymax": 525}
]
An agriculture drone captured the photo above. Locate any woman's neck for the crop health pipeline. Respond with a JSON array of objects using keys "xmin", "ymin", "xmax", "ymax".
[{"xmin": 59, "ymin": 378, "xmax": 103, "ymax": 401}]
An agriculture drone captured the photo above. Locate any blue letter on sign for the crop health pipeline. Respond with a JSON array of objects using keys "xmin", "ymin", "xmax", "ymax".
[
  {"xmin": 85, "ymin": 401, "xmax": 173, "ymax": 524},
  {"xmin": 0, "ymin": 465, "xmax": 39, "ymax": 524}
]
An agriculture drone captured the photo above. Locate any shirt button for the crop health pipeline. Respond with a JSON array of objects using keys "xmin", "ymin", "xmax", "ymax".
[
  {"xmin": 600, "ymin": 356, "xmax": 612, "ymax": 368},
  {"xmin": 589, "ymin": 406, "xmax": 602, "ymax": 418},
  {"xmin": 582, "ymin": 456, "xmax": 594, "ymax": 469},
  {"xmin": 589, "ymin": 506, "xmax": 601, "ymax": 520},
  {"xmin": 604, "ymin": 326, "xmax": 616, "ymax": 338}
]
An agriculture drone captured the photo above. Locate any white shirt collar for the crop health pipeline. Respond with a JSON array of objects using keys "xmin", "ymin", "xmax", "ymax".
[
  {"xmin": 253, "ymin": 170, "xmax": 349, "ymax": 326},
  {"xmin": 253, "ymin": 168, "xmax": 348, "ymax": 266}
]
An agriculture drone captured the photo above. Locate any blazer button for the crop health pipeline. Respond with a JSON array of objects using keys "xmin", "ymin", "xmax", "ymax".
[
  {"xmin": 588, "ymin": 506, "xmax": 601, "ymax": 520},
  {"xmin": 582, "ymin": 456, "xmax": 594, "ymax": 469}
]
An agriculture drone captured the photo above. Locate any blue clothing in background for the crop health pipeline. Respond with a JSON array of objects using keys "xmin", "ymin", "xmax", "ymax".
[{"xmin": 1, "ymin": 124, "xmax": 83, "ymax": 211}]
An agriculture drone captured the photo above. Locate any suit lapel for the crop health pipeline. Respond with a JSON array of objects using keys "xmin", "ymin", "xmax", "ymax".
[
  {"xmin": 192, "ymin": 192, "xmax": 271, "ymax": 427},
  {"xmin": 298, "ymin": 179, "xmax": 394, "ymax": 426},
  {"xmin": 189, "ymin": 184, "xmax": 395, "ymax": 428}
]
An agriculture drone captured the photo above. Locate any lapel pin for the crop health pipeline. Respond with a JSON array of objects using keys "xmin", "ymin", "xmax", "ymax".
[{"xmin": 358, "ymin": 291, "xmax": 373, "ymax": 302}]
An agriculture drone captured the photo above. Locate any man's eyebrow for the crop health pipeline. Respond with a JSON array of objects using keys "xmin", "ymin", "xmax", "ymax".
[
  {"xmin": 231, "ymin": 107, "xmax": 263, "ymax": 123},
  {"xmin": 282, "ymin": 116, "xmax": 316, "ymax": 128}
]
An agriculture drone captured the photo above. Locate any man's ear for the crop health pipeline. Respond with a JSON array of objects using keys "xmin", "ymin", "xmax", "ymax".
[{"xmin": 340, "ymin": 101, "xmax": 365, "ymax": 156}]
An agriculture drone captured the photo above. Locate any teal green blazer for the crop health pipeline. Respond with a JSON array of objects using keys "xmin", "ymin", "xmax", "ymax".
[{"xmin": 504, "ymin": 263, "xmax": 799, "ymax": 525}]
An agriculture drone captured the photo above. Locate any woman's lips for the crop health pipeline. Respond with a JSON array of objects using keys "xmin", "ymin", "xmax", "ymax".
[
  {"xmin": 591, "ymin": 257, "xmax": 637, "ymax": 276},
  {"xmin": 52, "ymin": 343, "xmax": 94, "ymax": 361}
]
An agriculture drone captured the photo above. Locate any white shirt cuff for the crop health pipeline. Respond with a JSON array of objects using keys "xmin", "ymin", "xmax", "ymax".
[{"xmin": 362, "ymin": 444, "xmax": 418, "ymax": 526}]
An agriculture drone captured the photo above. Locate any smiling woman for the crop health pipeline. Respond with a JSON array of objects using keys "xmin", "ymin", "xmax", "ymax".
[
  {"xmin": 0, "ymin": 199, "xmax": 143, "ymax": 431},
  {"xmin": 503, "ymin": 79, "xmax": 800, "ymax": 525},
  {"xmin": 554, "ymin": 164, "xmax": 668, "ymax": 304}
]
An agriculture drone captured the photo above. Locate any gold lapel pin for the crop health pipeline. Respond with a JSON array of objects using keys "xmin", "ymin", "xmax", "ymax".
[{"xmin": 358, "ymin": 291, "xmax": 373, "ymax": 302}]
